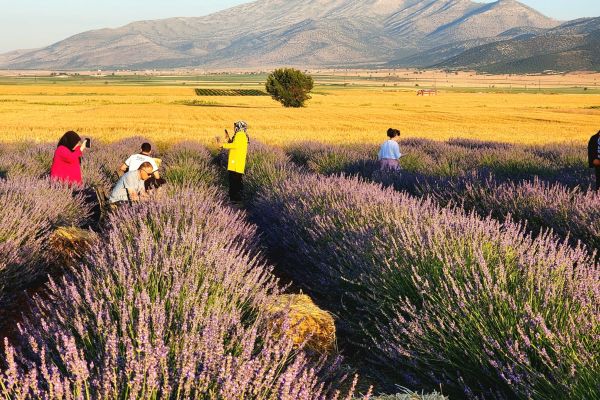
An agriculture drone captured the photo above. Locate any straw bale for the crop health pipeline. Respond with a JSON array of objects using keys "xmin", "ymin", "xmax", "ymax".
[
  {"xmin": 48, "ymin": 227, "xmax": 97, "ymax": 266},
  {"xmin": 267, "ymin": 294, "xmax": 336, "ymax": 354}
]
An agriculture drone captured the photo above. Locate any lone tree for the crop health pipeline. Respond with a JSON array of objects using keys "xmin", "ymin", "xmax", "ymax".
[{"xmin": 266, "ymin": 68, "xmax": 314, "ymax": 108}]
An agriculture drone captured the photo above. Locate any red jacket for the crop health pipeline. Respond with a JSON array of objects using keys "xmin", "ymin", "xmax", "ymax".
[{"xmin": 50, "ymin": 145, "xmax": 83, "ymax": 185}]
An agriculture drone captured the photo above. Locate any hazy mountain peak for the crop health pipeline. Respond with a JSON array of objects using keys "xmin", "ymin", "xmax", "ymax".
[{"xmin": 0, "ymin": 0, "xmax": 568, "ymax": 71}]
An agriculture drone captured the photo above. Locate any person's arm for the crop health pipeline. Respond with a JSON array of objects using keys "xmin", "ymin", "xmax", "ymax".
[
  {"xmin": 118, "ymin": 163, "xmax": 128, "ymax": 177},
  {"xmin": 123, "ymin": 173, "xmax": 143, "ymax": 202},
  {"xmin": 57, "ymin": 146, "xmax": 82, "ymax": 164},
  {"xmin": 139, "ymin": 188, "xmax": 150, "ymax": 200},
  {"xmin": 393, "ymin": 142, "xmax": 401, "ymax": 160},
  {"xmin": 222, "ymin": 134, "xmax": 241, "ymax": 150},
  {"xmin": 127, "ymin": 188, "xmax": 140, "ymax": 202},
  {"xmin": 150, "ymin": 159, "xmax": 160, "ymax": 179}
]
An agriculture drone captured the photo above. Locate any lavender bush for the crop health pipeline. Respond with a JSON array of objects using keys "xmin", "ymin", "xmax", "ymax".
[
  {"xmin": 81, "ymin": 137, "xmax": 157, "ymax": 191},
  {"xmin": 0, "ymin": 143, "xmax": 54, "ymax": 179},
  {"xmin": 242, "ymin": 141, "xmax": 292, "ymax": 199},
  {"xmin": 369, "ymin": 393, "xmax": 447, "ymax": 400},
  {"xmin": 287, "ymin": 141, "xmax": 373, "ymax": 177},
  {"xmin": 1, "ymin": 185, "xmax": 358, "ymax": 399},
  {"xmin": 246, "ymin": 160, "xmax": 599, "ymax": 399},
  {"xmin": 80, "ymin": 145, "xmax": 122, "ymax": 191},
  {"xmin": 400, "ymin": 138, "xmax": 588, "ymax": 184},
  {"xmin": 0, "ymin": 138, "xmax": 152, "ymax": 192},
  {"xmin": 286, "ymin": 140, "xmax": 599, "ymax": 254},
  {"xmin": 0, "ymin": 177, "xmax": 89, "ymax": 329},
  {"xmin": 163, "ymin": 141, "xmax": 221, "ymax": 187},
  {"xmin": 1, "ymin": 137, "xmax": 596, "ymax": 399},
  {"xmin": 286, "ymin": 139, "xmax": 592, "ymax": 188},
  {"xmin": 422, "ymin": 174, "xmax": 600, "ymax": 251}
]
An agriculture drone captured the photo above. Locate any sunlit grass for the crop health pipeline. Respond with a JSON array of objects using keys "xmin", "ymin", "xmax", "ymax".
[{"xmin": 0, "ymin": 82, "xmax": 598, "ymax": 146}]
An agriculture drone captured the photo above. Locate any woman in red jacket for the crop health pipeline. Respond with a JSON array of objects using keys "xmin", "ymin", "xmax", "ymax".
[{"xmin": 50, "ymin": 131, "xmax": 88, "ymax": 186}]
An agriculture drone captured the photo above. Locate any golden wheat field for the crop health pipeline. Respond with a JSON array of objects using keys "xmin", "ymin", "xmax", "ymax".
[{"xmin": 0, "ymin": 74, "xmax": 598, "ymax": 146}]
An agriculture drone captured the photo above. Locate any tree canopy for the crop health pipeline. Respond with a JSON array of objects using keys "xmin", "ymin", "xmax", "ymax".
[{"xmin": 266, "ymin": 68, "xmax": 314, "ymax": 108}]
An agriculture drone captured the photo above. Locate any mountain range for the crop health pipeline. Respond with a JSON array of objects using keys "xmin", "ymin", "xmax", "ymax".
[
  {"xmin": 433, "ymin": 17, "xmax": 600, "ymax": 72},
  {"xmin": 1, "ymin": 0, "xmax": 598, "ymax": 73}
]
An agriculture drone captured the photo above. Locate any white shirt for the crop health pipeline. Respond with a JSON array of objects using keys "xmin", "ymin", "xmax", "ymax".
[
  {"xmin": 378, "ymin": 140, "xmax": 401, "ymax": 160},
  {"xmin": 109, "ymin": 170, "xmax": 146, "ymax": 203},
  {"xmin": 125, "ymin": 154, "xmax": 158, "ymax": 172}
]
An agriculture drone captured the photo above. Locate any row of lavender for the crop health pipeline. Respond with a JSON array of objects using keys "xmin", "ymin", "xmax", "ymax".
[
  {"xmin": 0, "ymin": 141, "xmax": 359, "ymax": 398},
  {"xmin": 0, "ymin": 141, "xmax": 99, "ymax": 324},
  {"xmin": 286, "ymin": 140, "xmax": 600, "ymax": 252},
  {"xmin": 0, "ymin": 178, "xmax": 89, "ymax": 332},
  {"xmin": 0, "ymin": 137, "xmax": 220, "ymax": 192},
  {"xmin": 2, "ymin": 187, "xmax": 357, "ymax": 398},
  {"xmin": 242, "ymin": 143, "xmax": 600, "ymax": 399},
  {"xmin": 0, "ymin": 138, "xmax": 212, "ymax": 323},
  {"xmin": 288, "ymin": 139, "xmax": 590, "ymax": 188}
]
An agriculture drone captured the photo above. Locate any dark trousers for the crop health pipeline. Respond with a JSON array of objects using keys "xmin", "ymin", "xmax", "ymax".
[
  {"xmin": 228, "ymin": 171, "xmax": 244, "ymax": 202},
  {"xmin": 596, "ymin": 168, "xmax": 600, "ymax": 191}
]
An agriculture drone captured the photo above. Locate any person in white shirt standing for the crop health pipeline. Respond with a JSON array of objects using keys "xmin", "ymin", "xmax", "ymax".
[
  {"xmin": 119, "ymin": 142, "xmax": 165, "ymax": 190},
  {"xmin": 378, "ymin": 128, "xmax": 402, "ymax": 171}
]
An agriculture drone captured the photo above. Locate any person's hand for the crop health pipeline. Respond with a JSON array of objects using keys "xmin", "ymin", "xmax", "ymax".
[{"xmin": 79, "ymin": 140, "xmax": 87, "ymax": 152}]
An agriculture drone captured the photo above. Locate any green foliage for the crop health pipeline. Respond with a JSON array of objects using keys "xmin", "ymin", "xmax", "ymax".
[
  {"xmin": 173, "ymin": 99, "xmax": 222, "ymax": 107},
  {"xmin": 266, "ymin": 68, "xmax": 314, "ymax": 108},
  {"xmin": 163, "ymin": 142, "xmax": 221, "ymax": 188},
  {"xmin": 243, "ymin": 142, "xmax": 291, "ymax": 198},
  {"xmin": 368, "ymin": 393, "xmax": 447, "ymax": 400},
  {"xmin": 194, "ymin": 88, "xmax": 267, "ymax": 96}
]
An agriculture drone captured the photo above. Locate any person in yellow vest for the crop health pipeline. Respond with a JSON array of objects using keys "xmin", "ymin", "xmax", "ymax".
[{"xmin": 222, "ymin": 121, "xmax": 249, "ymax": 202}]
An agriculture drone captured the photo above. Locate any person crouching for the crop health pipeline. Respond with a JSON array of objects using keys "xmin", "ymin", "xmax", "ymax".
[
  {"xmin": 108, "ymin": 162, "xmax": 155, "ymax": 207},
  {"xmin": 119, "ymin": 142, "xmax": 165, "ymax": 191}
]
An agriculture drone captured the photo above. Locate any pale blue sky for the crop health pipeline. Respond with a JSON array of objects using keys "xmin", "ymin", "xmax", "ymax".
[{"xmin": 0, "ymin": 0, "xmax": 598, "ymax": 53}]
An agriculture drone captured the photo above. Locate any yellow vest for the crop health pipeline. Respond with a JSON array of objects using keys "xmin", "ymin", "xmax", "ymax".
[{"xmin": 222, "ymin": 132, "xmax": 248, "ymax": 174}]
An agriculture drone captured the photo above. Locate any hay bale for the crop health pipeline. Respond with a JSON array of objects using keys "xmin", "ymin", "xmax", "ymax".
[
  {"xmin": 267, "ymin": 294, "xmax": 336, "ymax": 354},
  {"xmin": 48, "ymin": 227, "xmax": 97, "ymax": 266}
]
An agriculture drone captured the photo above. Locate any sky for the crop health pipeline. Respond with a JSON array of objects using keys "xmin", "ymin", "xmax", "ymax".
[{"xmin": 0, "ymin": 0, "xmax": 599, "ymax": 53}]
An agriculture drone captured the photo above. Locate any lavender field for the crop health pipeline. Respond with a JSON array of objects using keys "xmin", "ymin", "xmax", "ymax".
[{"xmin": 0, "ymin": 139, "xmax": 598, "ymax": 399}]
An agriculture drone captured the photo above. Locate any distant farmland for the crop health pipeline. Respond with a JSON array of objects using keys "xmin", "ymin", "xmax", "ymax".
[
  {"xmin": 0, "ymin": 73, "xmax": 598, "ymax": 146},
  {"xmin": 195, "ymin": 88, "xmax": 268, "ymax": 96}
]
